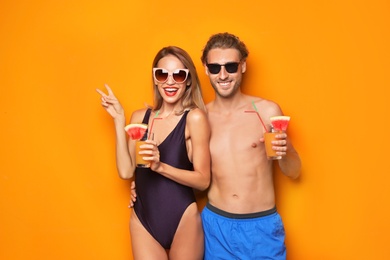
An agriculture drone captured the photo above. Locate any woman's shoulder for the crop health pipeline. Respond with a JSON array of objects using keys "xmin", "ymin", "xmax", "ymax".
[
  {"xmin": 185, "ymin": 108, "xmax": 210, "ymax": 136},
  {"xmin": 186, "ymin": 108, "xmax": 207, "ymax": 120},
  {"xmin": 130, "ymin": 108, "xmax": 149, "ymax": 123},
  {"xmin": 186, "ymin": 108, "xmax": 209, "ymax": 128}
]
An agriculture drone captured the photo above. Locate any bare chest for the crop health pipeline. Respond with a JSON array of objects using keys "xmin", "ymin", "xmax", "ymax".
[{"xmin": 209, "ymin": 112, "xmax": 265, "ymax": 155}]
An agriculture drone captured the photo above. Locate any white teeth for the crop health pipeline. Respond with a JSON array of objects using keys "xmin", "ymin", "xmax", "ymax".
[{"xmin": 164, "ymin": 88, "xmax": 178, "ymax": 92}]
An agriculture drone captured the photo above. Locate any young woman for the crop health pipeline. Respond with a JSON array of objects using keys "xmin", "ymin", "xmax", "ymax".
[{"xmin": 97, "ymin": 46, "xmax": 210, "ymax": 260}]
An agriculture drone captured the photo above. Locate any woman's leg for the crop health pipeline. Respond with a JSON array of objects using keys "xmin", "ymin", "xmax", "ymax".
[
  {"xmin": 169, "ymin": 203, "xmax": 204, "ymax": 260},
  {"xmin": 129, "ymin": 210, "xmax": 168, "ymax": 260}
]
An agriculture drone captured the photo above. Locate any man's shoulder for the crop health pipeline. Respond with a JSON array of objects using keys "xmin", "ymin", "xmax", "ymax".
[
  {"xmin": 250, "ymin": 96, "xmax": 279, "ymax": 108},
  {"xmin": 239, "ymin": 95, "xmax": 275, "ymax": 109},
  {"xmin": 245, "ymin": 95, "xmax": 282, "ymax": 117}
]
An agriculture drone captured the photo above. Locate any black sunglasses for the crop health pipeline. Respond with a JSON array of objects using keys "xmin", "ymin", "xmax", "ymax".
[{"xmin": 206, "ymin": 62, "xmax": 240, "ymax": 74}]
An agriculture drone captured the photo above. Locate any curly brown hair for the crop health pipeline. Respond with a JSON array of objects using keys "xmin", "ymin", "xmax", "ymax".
[{"xmin": 201, "ymin": 32, "xmax": 249, "ymax": 65}]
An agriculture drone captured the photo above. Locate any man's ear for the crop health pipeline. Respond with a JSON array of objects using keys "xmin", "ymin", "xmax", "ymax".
[
  {"xmin": 204, "ymin": 64, "xmax": 210, "ymax": 76},
  {"xmin": 241, "ymin": 61, "xmax": 247, "ymax": 73}
]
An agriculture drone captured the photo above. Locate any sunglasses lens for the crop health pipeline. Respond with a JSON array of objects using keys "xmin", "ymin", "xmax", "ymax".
[
  {"xmin": 207, "ymin": 64, "xmax": 221, "ymax": 74},
  {"xmin": 173, "ymin": 70, "xmax": 188, "ymax": 83},
  {"xmin": 207, "ymin": 63, "xmax": 239, "ymax": 74},
  {"xmin": 154, "ymin": 69, "xmax": 168, "ymax": 82},
  {"xmin": 225, "ymin": 63, "xmax": 239, "ymax": 73}
]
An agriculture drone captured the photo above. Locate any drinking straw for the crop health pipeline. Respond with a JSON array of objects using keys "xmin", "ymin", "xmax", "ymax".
[
  {"xmin": 148, "ymin": 110, "xmax": 162, "ymax": 140},
  {"xmin": 244, "ymin": 101, "xmax": 268, "ymax": 132}
]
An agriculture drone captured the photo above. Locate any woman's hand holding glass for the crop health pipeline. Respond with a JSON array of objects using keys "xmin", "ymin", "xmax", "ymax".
[{"xmin": 138, "ymin": 139, "xmax": 161, "ymax": 171}]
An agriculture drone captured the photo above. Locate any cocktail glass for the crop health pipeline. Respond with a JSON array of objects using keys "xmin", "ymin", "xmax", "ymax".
[
  {"xmin": 264, "ymin": 116, "xmax": 290, "ymax": 160},
  {"xmin": 134, "ymin": 112, "xmax": 162, "ymax": 168},
  {"xmin": 135, "ymin": 133, "xmax": 150, "ymax": 168}
]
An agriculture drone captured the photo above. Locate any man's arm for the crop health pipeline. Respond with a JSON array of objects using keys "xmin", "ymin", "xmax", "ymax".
[{"xmin": 278, "ymin": 138, "xmax": 301, "ymax": 179}]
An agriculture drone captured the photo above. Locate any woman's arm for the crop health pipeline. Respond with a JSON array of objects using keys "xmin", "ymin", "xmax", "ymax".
[{"xmin": 97, "ymin": 84, "xmax": 141, "ymax": 179}]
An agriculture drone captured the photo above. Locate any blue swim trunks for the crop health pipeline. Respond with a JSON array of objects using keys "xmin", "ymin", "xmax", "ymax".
[{"xmin": 201, "ymin": 203, "xmax": 286, "ymax": 260}]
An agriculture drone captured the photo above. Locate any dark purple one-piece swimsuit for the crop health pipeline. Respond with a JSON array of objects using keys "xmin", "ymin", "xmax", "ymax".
[{"xmin": 133, "ymin": 109, "xmax": 196, "ymax": 249}]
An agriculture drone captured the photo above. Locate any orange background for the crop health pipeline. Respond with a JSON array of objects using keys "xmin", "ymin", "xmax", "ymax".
[{"xmin": 1, "ymin": 0, "xmax": 389, "ymax": 259}]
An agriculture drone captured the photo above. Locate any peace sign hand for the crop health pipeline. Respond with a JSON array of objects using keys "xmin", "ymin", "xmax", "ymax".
[{"xmin": 96, "ymin": 84, "xmax": 124, "ymax": 119}]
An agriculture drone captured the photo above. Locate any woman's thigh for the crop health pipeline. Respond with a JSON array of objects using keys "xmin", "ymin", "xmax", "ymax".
[
  {"xmin": 129, "ymin": 210, "xmax": 168, "ymax": 260},
  {"xmin": 169, "ymin": 203, "xmax": 204, "ymax": 260}
]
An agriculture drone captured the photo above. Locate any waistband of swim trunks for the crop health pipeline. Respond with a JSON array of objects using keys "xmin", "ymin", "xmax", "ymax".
[{"xmin": 206, "ymin": 202, "xmax": 277, "ymax": 219}]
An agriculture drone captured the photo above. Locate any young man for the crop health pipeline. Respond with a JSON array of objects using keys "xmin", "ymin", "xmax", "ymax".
[{"xmin": 200, "ymin": 32, "xmax": 301, "ymax": 259}]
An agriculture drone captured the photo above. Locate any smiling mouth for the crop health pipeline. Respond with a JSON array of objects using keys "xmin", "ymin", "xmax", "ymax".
[
  {"xmin": 164, "ymin": 87, "xmax": 178, "ymax": 96},
  {"xmin": 218, "ymin": 81, "xmax": 232, "ymax": 89}
]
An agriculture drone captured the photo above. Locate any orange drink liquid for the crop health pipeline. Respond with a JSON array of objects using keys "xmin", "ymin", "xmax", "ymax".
[
  {"xmin": 135, "ymin": 140, "xmax": 150, "ymax": 168},
  {"xmin": 264, "ymin": 132, "xmax": 282, "ymax": 160}
]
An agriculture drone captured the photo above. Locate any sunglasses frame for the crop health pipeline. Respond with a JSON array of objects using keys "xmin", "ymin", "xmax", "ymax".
[
  {"xmin": 206, "ymin": 62, "xmax": 241, "ymax": 74},
  {"xmin": 153, "ymin": 68, "xmax": 190, "ymax": 84}
]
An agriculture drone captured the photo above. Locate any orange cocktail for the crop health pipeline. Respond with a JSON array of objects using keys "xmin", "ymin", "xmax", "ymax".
[
  {"xmin": 135, "ymin": 136, "xmax": 150, "ymax": 168},
  {"xmin": 264, "ymin": 132, "xmax": 282, "ymax": 160},
  {"xmin": 264, "ymin": 116, "xmax": 290, "ymax": 160},
  {"xmin": 124, "ymin": 123, "xmax": 150, "ymax": 168}
]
